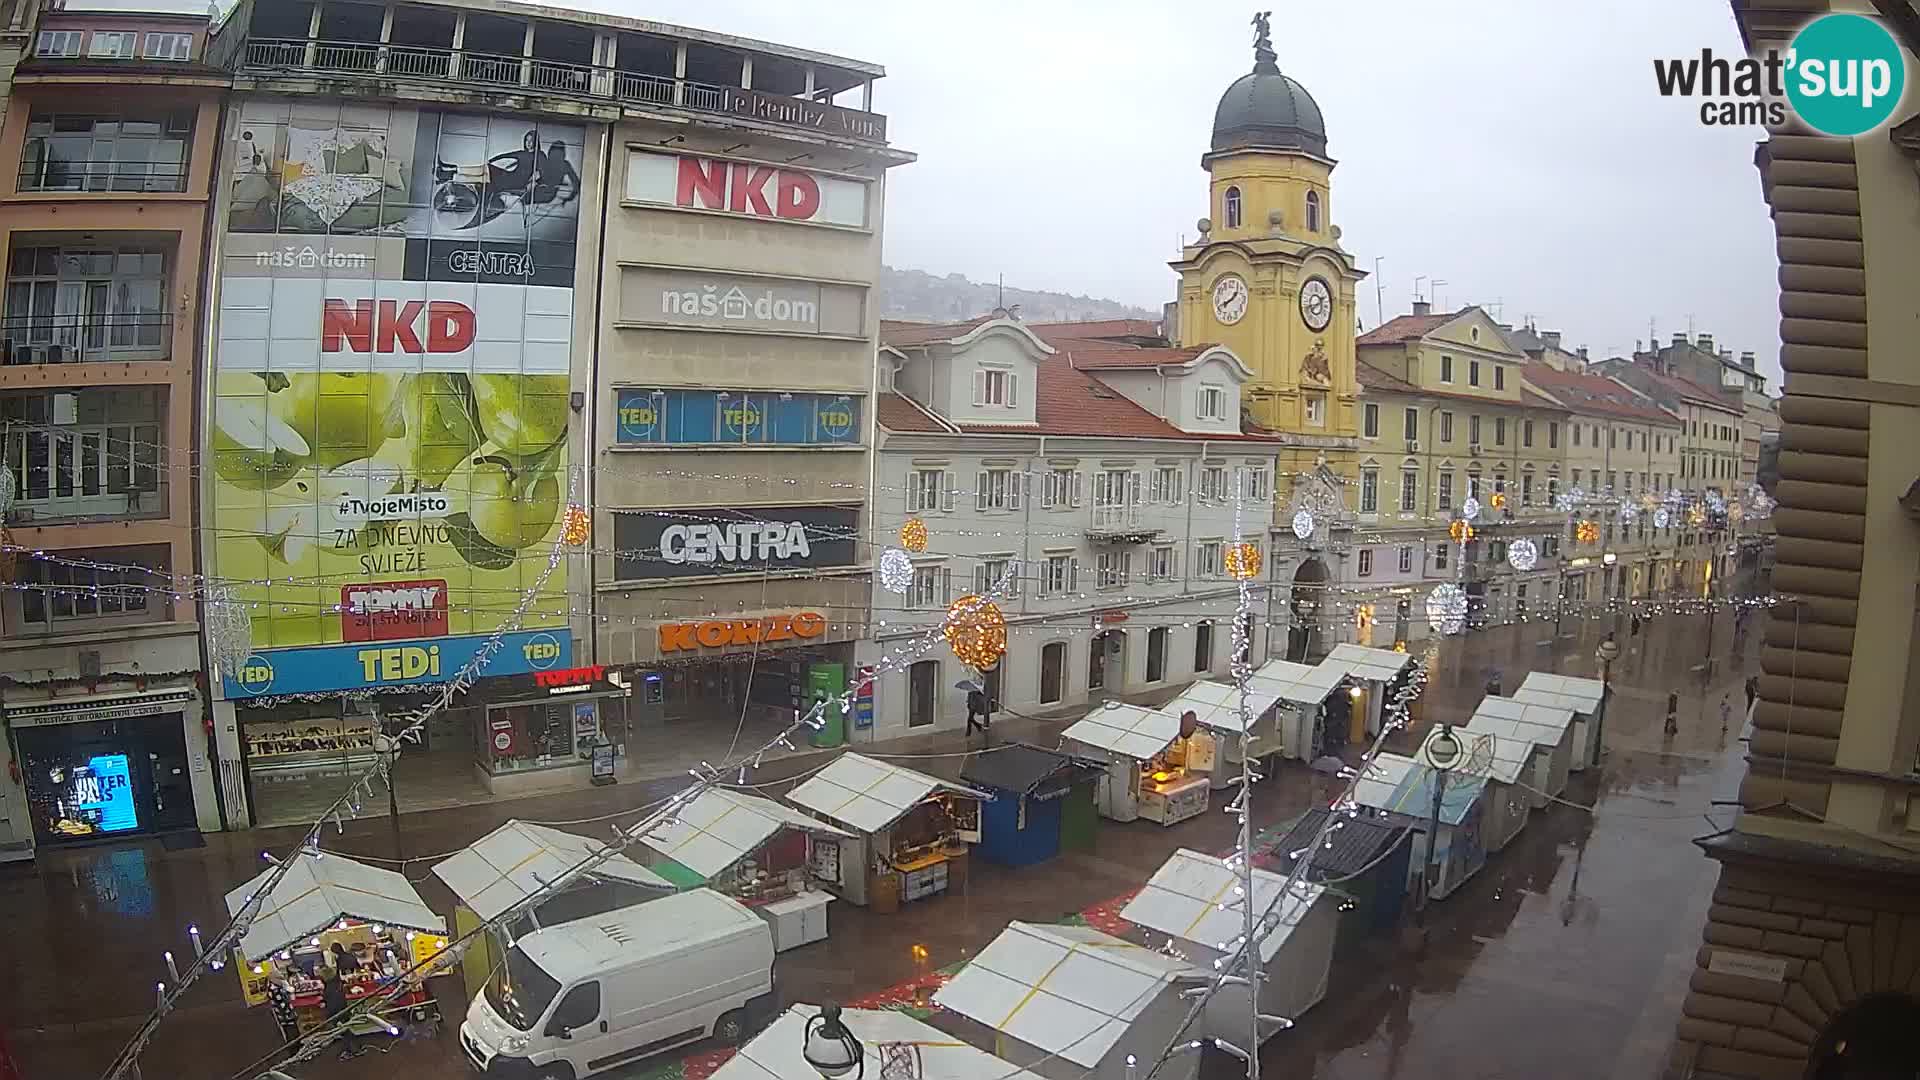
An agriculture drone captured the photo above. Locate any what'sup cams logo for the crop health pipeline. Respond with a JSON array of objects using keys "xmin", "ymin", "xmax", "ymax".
[{"xmin": 1655, "ymin": 13, "xmax": 1907, "ymax": 135}]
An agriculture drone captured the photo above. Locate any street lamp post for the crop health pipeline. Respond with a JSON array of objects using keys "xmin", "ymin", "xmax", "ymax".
[
  {"xmin": 1415, "ymin": 724, "xmax": 1462, "ymax": 926},
  {"xmin": 1594, "ymin": 635, "xmax": 1621, "ymax": 765},
  {"xmin": 803, "ymin": 1004, "xmax": 863, "ymax": 1080}
]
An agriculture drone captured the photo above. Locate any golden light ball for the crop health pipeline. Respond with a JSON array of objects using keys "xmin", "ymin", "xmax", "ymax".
[
  {"xmin": 1576, "ymin": 520, "xmax": 1600, "ymax": 544},
  {"xmin": 1489, "ymin": 492, "xmax": 1507, "ymax": 511},
  {"xmin": 944, "ymin": 594, "xmax": 1007, "ymax": 669},
  {"xmin": 1224, "ymin": 542, "xmax": 1263, "ymax": 581},
  {"xmin": 1449, "ymin": 520, "xmax": 1474, "ymax": 543},
  {"xmin": 560, "ymin": 504, "xmax": 591, "ymax": 546},
  {"xmin": 899, "ymin": 518, "xmax": 929, "ymax": 553}
]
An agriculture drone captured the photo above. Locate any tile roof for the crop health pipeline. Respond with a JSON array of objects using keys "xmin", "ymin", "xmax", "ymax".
[
  {"xmin": 1025, "ymin": 318, "xmax": 1165, "ymax": 344},
  {"xmin": 1520, "ymin": 365, "xmax": 1678, "ymax": 424},
  {"xmin": 1628, "ymin": 367, "xmax": 1744, "ymax": 412},
  {"xmin": 879, "ymin": 317, "xmax": 993, "ymax": 348},
  {"xmin": 1058, "ymin": 343, "xmax": 1211, "ymax": 370},
  {"xmin": 1355, "ymin": 362, "xmax": 1417, "ymax": 394},
  {"xmin": 1357, "ymin": 363, "xmax": 1565, "ymax": 412},
  {"xmin": 1356, "ymin": 311, "xmax": 1459, "ymax": 345},
  {"xmin": 875, "ymin": 391, "xmax": 953, "ymax": 433}
]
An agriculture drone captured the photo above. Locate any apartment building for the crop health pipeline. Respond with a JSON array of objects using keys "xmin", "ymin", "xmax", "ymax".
[
  {"xmin": 0, "ymin": 4, "xmax": 223, "ymax": 860},
  {"xmin": 862, "ymin": 315, "xmax": 1279, "ymax": 736}
]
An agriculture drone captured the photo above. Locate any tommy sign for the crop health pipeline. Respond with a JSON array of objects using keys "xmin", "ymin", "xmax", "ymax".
[
  {"xmin": 612, "ymin": 505, "xmax": 859, "ymax": 580},
  {"xmin": 624, "ymin": 152, "xmax": 870, "ymax": 229}
]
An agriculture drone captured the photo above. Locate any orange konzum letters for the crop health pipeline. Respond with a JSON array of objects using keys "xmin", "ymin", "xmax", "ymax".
[{"xmin": 658, "ymin": 611, "xmax": 827, "ymax": 653}]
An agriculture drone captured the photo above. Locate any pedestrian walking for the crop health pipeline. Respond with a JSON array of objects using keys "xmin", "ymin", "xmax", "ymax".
[
  {"xmin": 965, "ymin": 686, "xmax": 991, "ymax": 738},
  {"xmin": 1484, "ymin": 670, "xmax": 1502, "ymax": 698},
  {"xmin": 1720, "ymin": 695, "xmax": 1732, "ymax": 732},
  {"xmin": 1664, "ymin": 691, "xmax": 1680, "ymax": 737},
  {"xmin": 1630, "ymin": 613, "xmax": 1643, "ymax": 637},
  {"xmin": 1744, "ymin": 675, "xmax": 1759, "ymax": 711}
]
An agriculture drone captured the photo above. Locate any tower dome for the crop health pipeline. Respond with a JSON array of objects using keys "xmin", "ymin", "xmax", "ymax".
[{"xmin": 1211, "ymin": 14, "xmax": 1327, "ymax": 157}]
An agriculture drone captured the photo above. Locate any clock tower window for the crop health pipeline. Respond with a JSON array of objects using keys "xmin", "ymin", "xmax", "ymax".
[
  {"xmin": 1305, "ymin": 191, "xmax": 1321, "ymax": 232},
  {"xmin": 1224, "ymin": 186, "xmax": 1242, "ymax": 229}
]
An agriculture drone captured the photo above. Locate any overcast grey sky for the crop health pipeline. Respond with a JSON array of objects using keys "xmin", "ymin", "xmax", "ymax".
[{"xmin": 579, "ymin": 0, "xmax": 1781, "ymax": 382}]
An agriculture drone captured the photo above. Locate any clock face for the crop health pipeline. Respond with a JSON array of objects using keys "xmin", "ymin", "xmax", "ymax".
[
  {"xmin": 1211, "ymin": 275, "xmax": 1249, "ymax": 325},
  {"xmin": 1299, "ymin": 277, "xmax": 1333, "ymax": 332}
]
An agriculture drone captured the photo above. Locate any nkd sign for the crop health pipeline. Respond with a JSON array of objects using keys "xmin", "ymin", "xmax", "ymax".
[
  {"xmin": 625, "ymin": 151, "xmax": 870, "ymax": 229},
  {"xmin": 611, "ymin": 504, "xmax": 859, "ymax": 580}
]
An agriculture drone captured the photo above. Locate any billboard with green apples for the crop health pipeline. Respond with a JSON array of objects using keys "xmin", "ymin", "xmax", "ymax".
[{"xmin": 211, "ymin": 100, "xmax": 584, "ymax": 697}]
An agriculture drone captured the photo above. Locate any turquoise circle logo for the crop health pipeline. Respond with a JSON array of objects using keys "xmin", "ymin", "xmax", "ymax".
[
  {"xmin": 522, "ymin": 632, "xmax": 563, "ymax": 671},
  {"xmin": 1786, "ymin": 14, "xmax": 1905, "ymax": 136},
  {"xmin": 235, "ymin": 653, "xmax": 275, "ymax": 695}
]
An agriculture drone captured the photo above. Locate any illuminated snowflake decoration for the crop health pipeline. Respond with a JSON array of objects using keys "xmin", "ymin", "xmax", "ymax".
[
  {"xmin": 1654, "ymin": 507, "xmax": 1672, "ymax": 529},
  {"xmin": 1506, "ymin": 538, "xmax": 1539, "ymax": 572},
  {"xmin": 1460, "ymin": 495, "xmax": 1481, "ymax": 522},
  {"xmin": 1706, "ymin": 490, "xmax": 1726, "ymax": 515},
  {"xmin": 1619, "ymin": 503, "xmax": 1637, "ymax": 526},
  {"xmin": 1748, "ymin": 483, "xmax": 1766, "ymax": 505},
  {"xmin": 1291, "ymin": 509, "xmax": 1316, "ymax": 541},
  {"xmin": 877, "ymin": 547, "xmax": 914, "ymax": 594},
  {"xmin": 1665, "ymin": 488, "xmax": 1685, "ymax": 508},
  {"xmin": 1426, "ymin": 583, "xmax": 1468, "ymax": 635},
  {"xmin": 204, "ymin": 585, "xmax": 255, "ymax": 679},
  {"xmin": 1553, "ymin": 491, "xmax": 1577, "ymax": 514}
]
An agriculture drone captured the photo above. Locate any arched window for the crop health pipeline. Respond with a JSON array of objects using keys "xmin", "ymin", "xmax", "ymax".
[
  {"xmin": 1305, "ymin": 190, "xmax": 1321, "ymax": 232},
  {"xmin": 1224, "ymin": 186, "xmax": 1242, "ymax": 229}
]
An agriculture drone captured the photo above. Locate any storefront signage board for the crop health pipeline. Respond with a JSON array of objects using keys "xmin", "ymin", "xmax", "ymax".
[
  {"xmin": 222, "ymin": 630, "xmax": 572, "ymax": 699},
  {"xmin": 5, "ymin": 689, "xmax": 195, "ymax": 728},
  {"xmin": 613, "ymin": 506, "xmax": 859, "ymax": 580},
  {"xmin": 854, "ymin": 665, "xmax": 875, "ymax": 730},
  {"xmin": 614, "ymin": 388, "xmax": 860, "ymax": 447},
  {"xmin": 211, "ymin": 101, "xmax": 583, "ymax": 694},
  {"xmin": 617, "ymin": 267, "xmax": 866, "ymax": 337},
  {"xmin": 624, "ymin": 151, "xmax": 870, "ymax": 229},
  {"xmin": 658, "ymin": 611, "xmax": 828, "ymax": 653}
]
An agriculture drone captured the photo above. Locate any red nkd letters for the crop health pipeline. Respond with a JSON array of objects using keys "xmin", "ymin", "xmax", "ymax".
[
  {"xmin": 322, "ymin": 299, "xmax": 477, "ymax": 353},
  {"xmin": 674, "ymin": 156, "xmax": 822, "ymax": 221}
]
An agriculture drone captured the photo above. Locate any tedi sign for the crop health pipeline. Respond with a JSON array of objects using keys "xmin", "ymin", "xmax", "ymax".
[{"xmin": 1653, "ymin": 13, "xmax": 1905, "ymax": 134}]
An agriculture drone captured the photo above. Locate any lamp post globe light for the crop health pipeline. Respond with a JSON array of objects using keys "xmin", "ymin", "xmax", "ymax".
[
  {"xmin": 1594, "ymin": 635, "xmax": 1622, "ymax": 765},
  {"xmin": 804, "ymin": 1004, "xmax": 864, "ymax": 1080},
  {"xmin": 1415, "ymin": 724, "xmax": 1462, "ymax": 924}
]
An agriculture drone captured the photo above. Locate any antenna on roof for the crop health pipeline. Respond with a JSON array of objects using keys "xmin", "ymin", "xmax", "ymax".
[{"xmin": 997, "ymin": 274, "xmax": 1004, "ymax": 311}]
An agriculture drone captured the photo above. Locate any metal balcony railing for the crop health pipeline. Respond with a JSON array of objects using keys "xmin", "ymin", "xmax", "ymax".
[
  {"xmin": 0, "ymin": 312, "xmax": 172, "ymax": 364},
  {"xmin": 2, "ymin": 421, "xmax": 165, "ymax": 522},
  {"xmin": 1090, "ymin": 504, "xmax": 1142, "ymax": 532},
  {"xmin": 17, "ymin": 157, "xmax": 188, "ymax": 194}
]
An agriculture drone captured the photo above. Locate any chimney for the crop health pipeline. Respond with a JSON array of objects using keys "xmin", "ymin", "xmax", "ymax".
[
  {"xmin": 1577, "ymin": 346, "xmax": 1589, "ymax": 361},
  {"xmin": 1739, "ymin": 350, "xmax": 1756, "ymax": 371},
  {"xmin": 1671, "ymin": 332, "xmax": 1687, "ymax": 347},
  {"xmin": 1542, "ymin": 330, "xmax": 1562, "ymax": 349},
  {"xmin": 1697, "ymin": 333, "xmax": 1714, "ymax": 354},
  {"xmin": 1162, "ymin": 300, "xmax": 1180, "ymax": 347},
  {"xmin": 1411, "ymin": 299, "xmax": 1432, "ymax": 316}
]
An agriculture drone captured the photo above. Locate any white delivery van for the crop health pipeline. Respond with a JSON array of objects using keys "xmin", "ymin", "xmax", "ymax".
[{"xmin": 462, "ymin": 889, "xmax": 777, "ymax": 1079}]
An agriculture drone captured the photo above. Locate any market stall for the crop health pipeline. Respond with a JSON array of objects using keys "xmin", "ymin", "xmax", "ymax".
[
  {"xmin": 1463, "ymin": 696, "xmax": 1576, "ymax": 807},
  {"xmin": 1419, "ymin": 725, "xmax": 1531, "ymax": 854},
  {"xmin": 782, "ymin": 753, "xmax": 987, "ymax": 912},
  {"xmin": 1059, "ymin": 702, "xmax": 1211, "ymax": 825},
  {"xmin": 1316, "ymin": 643, "xmax": 1416, "ymax": 739},
  {"xmin": 637, "ymin": 787, "xmax": 854, "ymax": 951},
  {"xmin": 714, "ymin": 1003, "xmax": 1045, "ymax": 1080},
  {"xmin": 959, "ymin": 743, "xmax": 1103, "ymax": 866},
  {"xmin": 1265, "ymin": 807, "xmax": 1412, "ymax": 950},
  {"xmin": 1512, "ymin": 672, "xmax": 1607, "ymax": 771},
  {"xmin": 228, "ymin": 851, "xmax": 451, "ymax": 1042},
  {"xmin": 933, "ymin": 921, "xmax": 1204, "ymax": 1080},
  {"xmin": 1120, "ymin": 848, "xmax": 1337, "ymax": 1047},
  {"xmin": 1247, "ymin": 659, "xmax": 1349, "ymax": 761},
  {"xmin": 1351, "ymin": 752, "xmax": 1490, "ymax": 902},
  {"xmin": 433, "ymin": 819, "xmax": 671, "ymax": 937},
  {"xmin": 1157, "ymin": 681, "xmax": 1284, "ymax": 790}
]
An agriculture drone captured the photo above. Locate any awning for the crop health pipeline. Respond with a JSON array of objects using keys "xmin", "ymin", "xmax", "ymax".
[
  {"xmin": 1159, "ymin": 681, "xmax": 1281, "ymax": 734},
  {"xmin": 959, "ymin": 743, "xmax": 1100, "ymax": 797},
  {"xmin": 1247, "ymin": 659, "xmax": 1346, "ymax": 706},
  {"xmin": 1059, "ymin": 702, "xmax": 1181, "ymax": 760},
  {"xmin": 228, "ymin": 850, "xmax": 444, "ymax": 962},
  {"xmin": 638, "ymin": 788, "xmax": 852, "ymax": 882},
  {"xmin": 1513, "ymin": 672, "xmax": 1605, "ymax": 714},
  {"xmin": 1468, "ymin": 695, "xmax": 1576, "ymax": 747},
  {"xmin": 1121, "ymin": 848, "xmax": 1325, "ymax": 962},
  {"xmin": 1318, "ymin": 643, "xmax": 1414, "ymax": 683},
  {"xmin": 432, "ymin": 820, "xmax": 671, "ymax": 920},
  {"xmin": 784, "ymin": 753, "xmax": 988, "ymax": 835}
]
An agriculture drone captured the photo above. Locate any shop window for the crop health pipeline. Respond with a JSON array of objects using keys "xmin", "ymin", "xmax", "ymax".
[
  {"xmin": 1193, "ymin": 621, "xmax": 1214, "ymax": 672},
  {"xmin": 12, "ymin": 543, "xmax": 168, "ymax": 630},
  {"xmin": 1038, "ymin": 642, "xmax": 1065, "ymax": 704},
  {"xmin": 481, "ymin": 700, "xmax": 596, "ymax": 774},
  {"xmin": 3, "ymin": 244, "xmax": 173, "ymax": 360},
  {"xmin": 18, "ymin": 112, "xmax": 192, "ymax": 193},
  {"xmin": 1146, "ymin": 627, "xmax": 1168, "ymax": 683},
  {"xmin": 2, "ymin": 388, "xmax": 165, "ymax": 520}
]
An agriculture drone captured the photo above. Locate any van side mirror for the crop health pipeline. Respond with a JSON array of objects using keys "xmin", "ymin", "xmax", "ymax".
[{"xmin": 553, "ymin": 1027, "xmax": 573, "ymax": 1040}]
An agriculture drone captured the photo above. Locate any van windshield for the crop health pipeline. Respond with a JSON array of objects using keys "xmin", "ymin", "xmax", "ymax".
[{"xmin": 485, "ymin": 945, "xmax": 561, "ymax": 1031}]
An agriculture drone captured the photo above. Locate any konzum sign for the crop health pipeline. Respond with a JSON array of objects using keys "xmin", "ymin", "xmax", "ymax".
[
  {"xmin": 625, "ymin": 151, "xmax": 870, "ymax": 229},
  {"xmin": 658, "ymin": 611, "xmax": 828, "ymax": 653}
]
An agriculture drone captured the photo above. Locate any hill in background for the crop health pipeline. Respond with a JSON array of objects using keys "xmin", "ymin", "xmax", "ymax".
[{"xmin": 881, "ymin": 265, "xmax": 1159, "ymax": 324}]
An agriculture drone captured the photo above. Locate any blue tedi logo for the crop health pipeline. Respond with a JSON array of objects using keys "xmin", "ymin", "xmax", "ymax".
[
  {"xmin": 1654, "ymin": 13, "xmax": 1906, "ymax": 135},
  {"xmin": 235, "ymin": 653, "xmax": 275, "ymax": 695}
]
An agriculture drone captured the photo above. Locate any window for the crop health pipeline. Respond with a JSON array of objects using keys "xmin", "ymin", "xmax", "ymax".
[
  {"xmin": 1041, "ymin": 468, "xmax": 1081, "ymax": 509},
  {"xmin": 1469, "ymin": 359, "xmax": 1481, "ymax": 387},
  {"xmin": 1198, "ymin": 384, "xmax": 1226, "ymax": 421},
  {"xmin": 1440, "ymin": 355, "xmax": 1454, "ymax": 383},
  {"xmin": 1305, "ymin": 190, "xmax": 1321, "ymax": 232},
  {"xmin": 1591, "ymin": 424, "xmax": 1599, "ymax": 445},
  {"xmin": 1572, "ymin": 424, "xmax": 1582, "ymax": 447},
  {"xmin": 142, "ymin": 32, "xmax": 194, "ymax": 61},
  {"xmin": 1149, "ymin": 466, "xmax": 1182, "ymax": 505},
  {"xmin": 1609, "ymin": 428, "xmax": 1618, "ymax": 449},
  {"xmin": 975, "ymin": 468, "xmax": 1022, "ymax": 511},
  {"xmin": 1096, "ymin": 550, "xmax": 1131, "ymax": 589},
  {"xmin": 4, "ymin": 244, "xmax": 171, "ymax": 358},
  {"xmin": 35, "ymin": 30, "xmax": 83, "ymax": 57},
  {"xmin": 2, "ymin": 389, "xmax": 164, "ymax": 519},
  {"xmin": 908, "ymin": 566, "xmax": 949, "ymax": 608},
  {"xmin": 1440, "ymin": 411, "xmax": 1454, "ymax": 442},
  {"xmin": 1194, "ymin": 621, "xmax": 1214, "ymax": 671},
  {"xmin": 1469, "ymin": 415, "xmax": 1482, "ymax": 445},
  {"xmin": 1357, "ymin": 548, "xmax": 1374, "ymax": 576},
  {"xmin": 1240, "ymin": 465, "xmax": 1270, "ymax": 501},
  {"xmin": 1434, "ymin": 544, "xmax": 1449, "ymax": 570},
  {"xmin": 1363, "ymin": 403, "xmax": 1379, "ymax": 438},
  {"xmin": 1223, "ymin": 186, "xmax": 1242, "ymax": 229},
  {"xmin": 1403, "ymin": 407, "xmax": 1419, "ymax": 441},
  {"xmin": 1547, "ymin": 475, "xmax": 1559, "ymax": 500},
  {"xmin": 548, "ymin": 982, "xmax": 601, "ymax": 1036},
  {"xmin": 1437, "ymin": 470, "xmax": 1454, "ymax": 510},
  {"xmin": 974, "ymin": 367, "xmax": 1017, "ymax": 407},
  {"xmin": 1304, "ymin": 393, "xmax": 1325, "ymax": 426},
  {"xmin": 1359, "ymin": 468, "xmax": 1378, "ymax": 513},
  {"xmin": 907, "ymin": 468, "xmax": 949, "ymax": 513},
  {"xmin": 1571, "ymin": 468, "xmax": 1582, "ymax": 488},
  {"xmin": 1040, "ymin": 554, "xmax": 1077, "ymax": 596},
  {"xmin": 1199, "ymin": 466, "xmax": 1227, "ymax": 502},
  {"xmin": 1196, "ymin": 541, "xmax": 1224, "ymax": 578},
  {"xmin": 17, "ymin": 544, "xmax": 164, "ymax": 629},
  {"xmin": 1494, "ymin": 417, "xmax": 1507, "ymax": 446},
  {"xmin": 1606, "ymin": 470, "xmax": 1617, "ymax": 493},
  {"xmin": 1521, "ymin": 473, "xmax": 1534, "ymax": 505},
  {"xmin": 1549, "ymin": 422, "xmax": 1559, "ymax": 449},
  {"xmin": 1092, "ymin": 468, "xmax": 1138, "ymax": 526},
  {"xmin": 1494, "ymin": 366, "xmax": 1506, "ymax": 391},
  {"xmin": 1398, "ymin": 545, "xmax": 1413, "ymax": 573},
  {"xmin": 1399, "ymin": 468, "xmax": 1418, "ymax": 512},
  {"xmin": 1523, "ymin": 420, "xmax": 1534, "ymax": 448},
  {"xmin": 87, "ymin": 31, "xmax": 138, "ymax": 58},
  {"xmin": 974, "ymin": 558, "xmax": 1018, "ymax": 597},
  {"xmin": 1149, "ymin": 545, "xmax": 1176, "ymax": 581}
]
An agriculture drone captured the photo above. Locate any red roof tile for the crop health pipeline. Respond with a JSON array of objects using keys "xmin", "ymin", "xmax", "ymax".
[
  {"xmin": 879, "ymin": 317, "xmax": 993, "ymax": 348},
  {"xmin": 1356, "ymin": 363, "xmax": 1563, "ymax": 411},
  {"xmin": 1356, "ymin": 311, "xmax": 1459, "ymax": 345},
  {"xmin": 1026, "ymin": 318, "xmax": 1165, "ymax": 345},
  {"xmin": 1628, "ymin": 367, "xmax": 1743, "ymax": 412},
  {"xmin": 1356, "ymin": 363, "xmax": 1418, "ymax": 394},
  {"xmin": 1059, "ymin": 343, "xmax": 1211, "ymax": 370},
  {"xmin": 1520, "ymin": 364, "xmax": 1678, "ymax": 423},
  {"xmin": 875, "ymin": 392, "xmax": 953, "ymax": 434}
]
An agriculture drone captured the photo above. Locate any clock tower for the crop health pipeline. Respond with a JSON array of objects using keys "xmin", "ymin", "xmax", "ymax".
[{"xmin": 1172, "ymin": 13, "xmax": 1365, "ymax": 478}]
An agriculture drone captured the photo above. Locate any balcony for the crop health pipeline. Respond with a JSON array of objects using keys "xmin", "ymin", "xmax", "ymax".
[
  {"xmin": 1087, "ymin": 504, "xmax": 1160, "ymax": 544},
  {"xmin": 17, "ymin": 158, "xmax": 188, "ymax": 195},
  {"xmin": 1, "ymin": 417, "xmax": 166, "ymax": 524},
  {"xmin": 1, "ymin": 312, "xmax": 172, "ymax": 365}
]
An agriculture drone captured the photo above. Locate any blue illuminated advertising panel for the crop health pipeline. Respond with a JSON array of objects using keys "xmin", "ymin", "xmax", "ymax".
[
  {"xmin": 223, "ymin": 630, "xmax": 572, "ymax": 699},
  {"xmin": 71, "ymin": 754, "xmax": 139, "ymax": 834},
  {"xmin": 615, "ymin": 389, "xmax": 859, "ymax": 446}
]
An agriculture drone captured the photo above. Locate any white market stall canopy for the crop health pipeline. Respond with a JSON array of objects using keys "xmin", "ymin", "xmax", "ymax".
[
  {"xmin": 1352, "ymin": 752, "xmax": 1489, "ymax": 824},
  {"xmin": 784, "ymin": 753, "xmax": 988, "ymax": 835},
  {"xmin": 1422, "ymin": 725, "xmax": 1529, "ymax": 786},
  {"xmin": 1248, "ymin": 659, "xmax": 1348, "ymax": 706},
  {"xmin": 934, "ymin": 921, "xmax": 1200, "ymax": 1069},
  {"xmin": 1468, "ymin": 696, "xmax": 1576, "ymax": 750},
  {"xmin": 1513, "ymin": 672, "xmax": 1606, "ymax": 714},
  {"xmin": 1160, "ymin": 680, "xmax": 1282, "ymax": 734},
  {"xmin": 432, "ymin": 820, "xmax": 671, "ymax": 920},
  {"xmin": 1319, "ymin": 643, "xmax": 1415, "ymax": 683},
  {"xmin": 1059, "ymin": 702, "xmax": 1184, "ymax": 760},
  {"xmin": 1121, "ymin": 848, "xmax": 1326, "ymax": 963},
  {"xmin": 639, "ymin": 788, "xmax": 853, "ymax": 880},
  {"xmin": 713, "ymin": 1004, "xmax": 1045, "ymax": 1080},
  {"xmin": 228, "ymin": 850, "xmax": 445, "ymax": 962}
]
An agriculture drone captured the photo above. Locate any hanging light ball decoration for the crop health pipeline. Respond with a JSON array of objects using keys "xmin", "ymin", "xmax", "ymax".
[
  {"xmin": 1489, "ymin": 491, "xmax": 1508, "ymax": 512},
  {"xmin": 1426, "ymin": 583, "xmax": 1468, "ymax": 635},
  {"xmin": 559, "ymin": 503, "xmax": 591, "ymax": 546},
  {"xmin": 877, "ymin": 548, "xmax": 914, "ymax": 594},
  {"xmin": 1461, "ymin": 496, "xmax": 1482, "ymax": 522},
  {"xmin": 203, "ymin": 586, "xmax": 254, "ymax": 679},
  {"xmin": 1224, "ymin": 541, "xmax": 1263, "ymax": 581},
  {"xmin": 1728, "ymin": 501, "xmax": 1744, "ymax": 523},
  {"xmin": 1291, "ymin": 509, "xmax": 1316, "ymax": 541},
  {"xmin": 1619, "ymin": 503, "xmax": 1638, "ymax": 526},
  {"xmin": 898, "ymin": 518, "xmax": 929, "ymax": 553},
  {"xmin": 1449, "ymin": 519, "xmax": 1475, "ymax": 543},
  {"xmin": 944, "ymin": 595, "xmax": 1007, "ymax": 670},
  {"xmin": 1554, "ymin": 490, "xmax": 1577, "ymax": 514},
  {"xmin": 1507, "ymin": 538, "xmax": 1539, "ymax": 572},
  {"xmin": 1654, "ymin": 506, "xmax": 1672, "ymax": 529},
  {"xmin": 1688, "ymin": 505, "xmax": 1707, "ymax": 527},
  {"xmin": 1706, "ymin": 490, "xmax": 1726, "ymax": 515},
  {"xmin": 1575, "ymin": 519, "xmax": 1600, "ymax": 544}
]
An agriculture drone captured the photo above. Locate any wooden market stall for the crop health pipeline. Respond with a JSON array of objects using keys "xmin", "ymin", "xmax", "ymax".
[
  {"xmin": 1463, "ymin": 695, "xmax": 1577, "ymax": 807},
  {"xmin": 1266, "ymin": 807, "xmax": 1412, "ymax": 950},
  {"xmin": 1059, "ymin": 702, "xmax": 1212, "ymax": 824},
  {"xmin": 1512, "ymin": 672, "xmax": 1607, "ymax": 771},
  {"xmin": 228, "ymin": 851, "xmax": 451, "ymax": 1042},
  {"xmin": 1418, "ymin": 725, "xmax": 1532, "ymax": 854},
  {"xmin": 1120, "ymin": 848, "xmax": 1338, "ymax": 1047},
  {"xmin": 958, "ymin": 743, "xmax": 1103, "ymax": 867},
  {"xmin": 1246, "ymin": 659, "xmax": 1349, "ymax": 761},
  {"xmin": 1351, "ymin": 753, "xmax": 1490, "ymax": 902},
  {"xmin": 934, "ymin": 921, "xmax": 1205, "ymax": 1080},
  {"xmin": 1158, "ymin": 681, "xmax": 1284, "ymax": 790},
  {"xmin": 1316, "ymin": 643, "xmax": 1416, "ymax": 740},
  {"xmin": 782, "ymin": 753, "xmax": 987, "ymax": 912},
  {"xmin": 713, "ymin": 1004, "xmax": 1046, "ymax": 1080}
]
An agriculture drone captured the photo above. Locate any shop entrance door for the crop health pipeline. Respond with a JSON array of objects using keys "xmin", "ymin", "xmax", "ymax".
[
  {"xmin": 14, "ymin": 713, "xmax": 193, "ymax": 844},
  {"xmin": 1039, "ymin": 642, "xmax": 1064, "ymax": 705},
  {"xmin": 908, "ymin": 660, "xmax": 937, "ymax": 728}
]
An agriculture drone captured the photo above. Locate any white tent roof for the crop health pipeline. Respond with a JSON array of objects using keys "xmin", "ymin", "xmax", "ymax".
[
  {"xmin": 1351, "ymin": 753, "xmax": 1419, "ymax": 811},
  {"xmin": 715, "ymin": 1005, "xmax": 1045, "ymax": 1080},
  {"xmin": 784, "ymin": 753, "xmax": 986, "ymax": 835},
  {"xmin": 1059, "ymin": 702, "xmax": 1183, "ymax": 760},
  {"xmin": 1320, "ymin": 643, "xmax": 1415, "ymax": 683},
  {"xmin": 1514, "ymin": 672, "xmax": 1605, "ymax": 714},
  {"xmin": 1121, "ymin": 848, "xmax": 1326, "ymax": 963},
  {"xmin": 1248, "ymin": 658, "xmax": 1347, "ymax": 706},
  {"xmin": 934, "ymin": 922, "xmax": 1199, "ymax": 1069},
  {"xmin": 228, "ymin": 850, "xmax": 445, "ymax": 962},
  {"xmin": 639, "ymin": 788, "xmax": 852, "ymax": 880},
  {"xmin": 1470, "ymin": 695, "xmax": 1575, "ymax": 748},
  {"xmin": 1423, "ymin": 725, "xmax": 1530, "ymax": 785},
  {"xmin": 1160, "ymin": 680, "xmax": 1281, "ymax": 734},
  {"xmin": 432, "ymin": 820, "xmax": 671, "ymax": 921}
]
